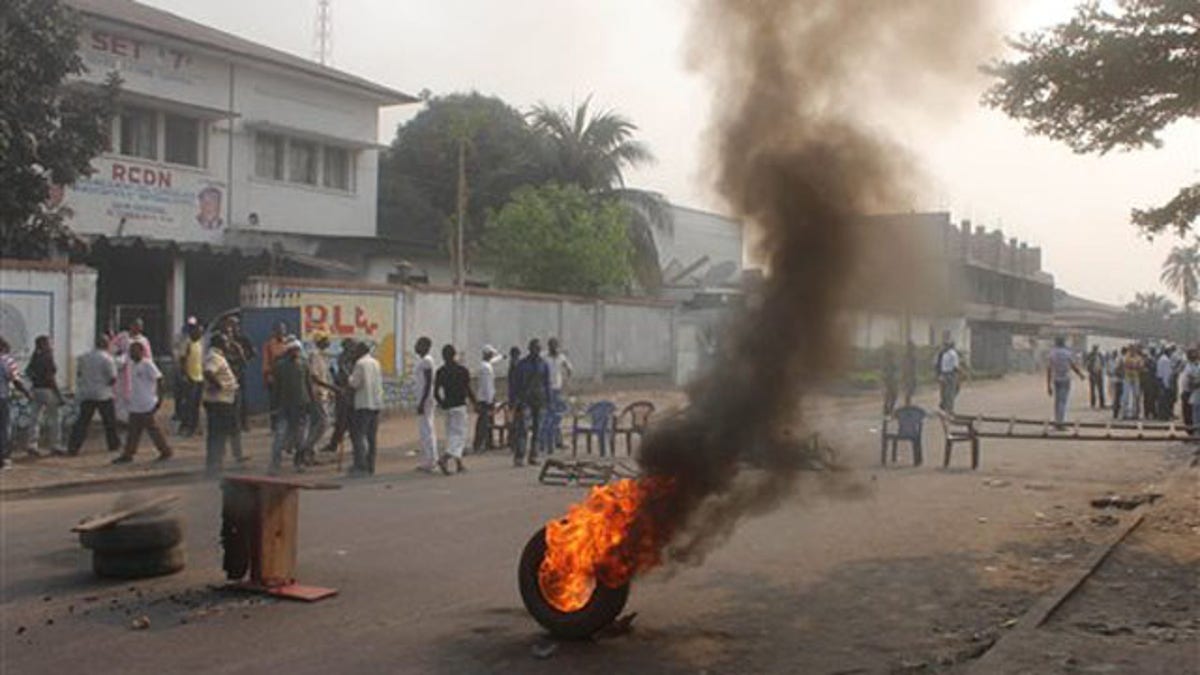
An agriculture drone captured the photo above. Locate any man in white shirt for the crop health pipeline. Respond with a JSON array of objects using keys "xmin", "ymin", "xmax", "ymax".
[
  {"xmin": 472, "ymin": 345, "xmax": 505, "ymax": 453},
  {"xmin": 349, "ymin": 342, "xmax": 384, "ymax": 475},
  {"xmin": 68, "ymin": 335, "xmax": 121, "ymax": 455},
  {"xmin": 935, "ymin": 335, "xmax": 962, "ymax": 413},
  {"xmin": 545, "ymin": 337, "xmax": 573, "ymax": 451},
  {"xmin": 112, "ymin": 341, "xmax": 172, "ymax": 464},
  {"xmin": 1156, "ymin": 346, "xmax": 1178, "ymax": 420},
  {"xmin": 414, "ymin": 337, "xmax": 437, "ymax": 473}
]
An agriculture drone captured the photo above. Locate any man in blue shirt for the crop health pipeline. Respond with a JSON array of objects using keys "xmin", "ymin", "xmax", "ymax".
[{"xmin": 511, "ymin": 339, "xmax": 550, "ymax": 467}]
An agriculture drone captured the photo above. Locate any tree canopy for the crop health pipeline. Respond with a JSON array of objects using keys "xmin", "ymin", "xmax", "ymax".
[
  {"xmin": 482, "ymin": 183, "xmax": 633, "ymax": 296},
  {"xmin": 0, "ymin": 0, "xmax": 118, "ymax": 258},
  {"xmin": 983, "ymin": 0, "xmax": 1199, "ymax": 237},
  {"xmin": 378, "ymin": 92, "xmax": 546, "ymax": 266},
  {"xmin": 529, "ymin": 98, "xmax": 671, "ymax": 290}
]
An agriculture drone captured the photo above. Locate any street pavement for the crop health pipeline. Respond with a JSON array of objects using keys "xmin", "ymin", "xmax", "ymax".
[{"xmin": 1, "ymin": 375, "xmax": 1193, "ymax": 673}]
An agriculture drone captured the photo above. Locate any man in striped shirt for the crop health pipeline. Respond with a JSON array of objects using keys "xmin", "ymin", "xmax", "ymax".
[{"xmin": 1, "ymin": 337, "xmax": 31, "ymax": 470}]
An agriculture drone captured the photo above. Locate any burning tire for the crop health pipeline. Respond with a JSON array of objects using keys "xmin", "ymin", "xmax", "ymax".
[{"xmin": 518, "ymin": 526, "xmax": 630, "ymax": 640}]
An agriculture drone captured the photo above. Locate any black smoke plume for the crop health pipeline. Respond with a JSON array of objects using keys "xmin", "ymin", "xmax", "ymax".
[{"xmin": 631, "ymin": 0, "xmax": 996, "ymax": 566}]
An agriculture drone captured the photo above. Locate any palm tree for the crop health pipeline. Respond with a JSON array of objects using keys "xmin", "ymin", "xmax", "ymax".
[
  {"xmin": 527, "ymin": 98, "xmax": 671, "ymax": 291},
  {"xmin": 1125, "ymin": 291, "xmax": 1176, "ymax": 339},
  {"xmin": 1161, "ymin": 243, "xmax": 1200, "ymax": 342}
]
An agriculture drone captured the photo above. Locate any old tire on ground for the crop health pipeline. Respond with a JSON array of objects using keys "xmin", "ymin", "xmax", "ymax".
[
  {"xmin": 92, "ymin": 544, "xmax": 186, "ymax": 579},
  {"xmin": 518, "ymin": 526, "xmax": 630, "ymax": 640},
  {"xmin": 79, "ymin": 516, "xmax": 183, "ymax": 554}
]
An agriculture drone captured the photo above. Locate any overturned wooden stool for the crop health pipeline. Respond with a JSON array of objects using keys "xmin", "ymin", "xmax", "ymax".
[{"xmin": 221, "ymin": 475, "xmax": 340, "ymax": 602}]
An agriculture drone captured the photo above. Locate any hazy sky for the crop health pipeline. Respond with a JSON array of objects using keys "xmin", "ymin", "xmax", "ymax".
[{"xmin": 141, "ymin": 0, "xmax": 1198, "ymax": 306}]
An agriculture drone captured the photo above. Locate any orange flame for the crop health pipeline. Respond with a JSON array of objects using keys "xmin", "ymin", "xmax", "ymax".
[{"xmin": 538, "ymin": 478, "xmax": 673, "ymax": 613}]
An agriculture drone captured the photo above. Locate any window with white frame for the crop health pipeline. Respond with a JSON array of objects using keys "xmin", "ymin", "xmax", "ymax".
[
  {"xmin": 254, "ymin": 133, "xmax": 285, "ymax": 180},
  {"xmin": 114, "ymin": 106, "xmax": 205, "ymax": 167},
  {"xmin": 288, "ymin": 139, "xmax": 318, "ymax": 185},
  {"xmin": 323, "ymin": 146, "xmax": 351, "ymax": 191},
  {"xmin": 119, "ymin": 107, "xmax": 158, "ymax": 159},
  {"xmin": 252, "ymin": 131, "xmax": 356, "ymax": 192},
  {"xmin": 164, "ymin": 113, "xmax": 201, "ymax": 166}
]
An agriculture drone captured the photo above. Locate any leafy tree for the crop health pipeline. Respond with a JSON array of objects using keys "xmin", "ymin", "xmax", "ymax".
[
  {"xmin": 0, "ymin": 0, "xmax": 118, "ymax": 258},
  {"xmin": 1124, "ymin": 290, "xmax": 1176, "ymax": 337},
  {"xmin": 1161, "ymin": 242, "xmax": 1200, "ymax": 340},
  {"xmin": 528, "ymin": 98, "xmax": 671, "ymax": 290},
  {"xmin": 983, "ymin": 0, "xmax": 1199, "ymax": 237},
  {"xmin": 378, "ymin": 92, "xmax": 546, "ymax": 272},
  {"xmin": 483, "ymin": 183, "xmax": 633, "ymax": 296}
]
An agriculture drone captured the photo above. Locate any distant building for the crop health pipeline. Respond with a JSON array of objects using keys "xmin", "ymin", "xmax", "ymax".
[
  {"xmin": 657, "ymin": 205, "xmax": 744, "ymax": 306},
  {"xmin": 854, "ymin": 212, "xmax": 1056, "ymax": 373},
  {"xmin": 60, "ymin": 0, "xmax": 416, "ymax": 344}
]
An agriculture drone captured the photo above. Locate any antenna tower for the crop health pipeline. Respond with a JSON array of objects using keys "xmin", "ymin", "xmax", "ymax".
[{"xmin": 314, "ymin": 0, "xmax": 332, "ymax": 65}]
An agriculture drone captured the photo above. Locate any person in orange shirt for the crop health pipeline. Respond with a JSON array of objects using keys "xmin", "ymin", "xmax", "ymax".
[{"xmin": 261, "ymin": 321, "xmax": 289, "ymax": 417}]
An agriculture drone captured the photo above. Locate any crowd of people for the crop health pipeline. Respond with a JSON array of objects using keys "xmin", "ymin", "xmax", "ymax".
[
  {"xmin": 1083, "ymin": 341, "xmax": 1200, "ymax": 427},
  {"xmin": 0, "ymin": 317, "xmax": 577, "ymax": 478}
]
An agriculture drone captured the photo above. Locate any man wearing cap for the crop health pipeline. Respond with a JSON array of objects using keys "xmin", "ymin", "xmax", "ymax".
[
  {"xmin": 305, "ymin": 331, "xmax": 336, "ymax": 455},
  {"xmin": 472, "ymin": 345, "xmax": 505, "ymax": 453},
  {"xmin": 270, "ymin": 337, "xmax": 313, "ymax": 473},
  {"xmin": 321, "ymin": 338, "xmax": 358, "ymax": 454}
]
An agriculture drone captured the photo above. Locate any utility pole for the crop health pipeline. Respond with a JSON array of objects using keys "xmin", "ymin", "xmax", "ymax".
[{"xmin": 455, "ymin": 137, "xmax": 467, "ymax": 288}]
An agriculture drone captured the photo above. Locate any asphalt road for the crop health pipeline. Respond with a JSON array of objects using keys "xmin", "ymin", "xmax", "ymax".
[{"xmin": 1, "ymin": 375, "xmax": 1191, "ymax": 673}]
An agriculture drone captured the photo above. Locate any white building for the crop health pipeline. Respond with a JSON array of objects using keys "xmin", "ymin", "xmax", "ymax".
[
  {"xmin": 656, "ymin": 204, "xmax": 744, "ymax": 305},
  {"xmin": 60, "ymin": 0, "xmax": 415, "ymax": 345}
]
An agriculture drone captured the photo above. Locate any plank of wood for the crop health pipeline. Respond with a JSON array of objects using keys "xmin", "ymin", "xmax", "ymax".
[
  {"xmin": 223, "ymin": 474, "xmax": 341, "ymax": 490},
  {"xmin": 968, "ymin": 511, "xmax": 1147, "ymax": 674},
  {"xmin": 72, "ymin": 494, "xmax": 179, "ymax": 532}
]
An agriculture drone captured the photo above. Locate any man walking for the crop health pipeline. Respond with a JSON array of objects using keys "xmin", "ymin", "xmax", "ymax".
[
  {"xmin": 935, "ymin": 334, "xmax": 963, "ymax": 414},
  {"xmin": 348, "ymin": 342, "xmax": 384, "ymax": 475},
  {"xmin": 1083, "ymin": 345, "xmax": 1106, "ymax": 409},
  {"xmin": 26, "ymin": 335, "xmax": 65, "ymax": 456},
  {"xmin": 434, "ymin": 344, "xmax": 476, "ymax": 474},
  {"xmin": 1156, "ymin": 346, "xmax": 1176, "ymax": 420},
  {"xmin": 882, "ymin": 345, "xmax": 899, "ymax": 415},
  {"xmin": 1046, "ymin": 337, "xmax": 1085, "ymax": 426},
  {"xmin": 113, "ymin": 318, "xmax": 151, "ymax": 423},
  {"xmin": 472, "ymin": 345, "xmax": 504, "ymax": 453},
  {"xmin": 1, "ymin": 337, "xmax": 30, "ymax": 470},
  {"xmin": 901, "ymin": 341, "xmax": 917, "ymax": 406},
  {"xmin": 112, "ymin": 341, "xmax": 172, "ymax": 464},
  {"xmin": 270, "ymin": 338, "xmax": 312, "ymax": 473},
  {"xmin": 68, "ymin": 335, "xmax": 121, "ymax": 455},
  {"xmin": 414, "ymin": 337, "xmax": 437, "ymax": 473},
  {"xmin": 202, "ymin": 333, "xmax": 239, "ymax": 476},
  {"xmin": 512, "ymin": 339, "xmax": 551, "ymax": 467}
]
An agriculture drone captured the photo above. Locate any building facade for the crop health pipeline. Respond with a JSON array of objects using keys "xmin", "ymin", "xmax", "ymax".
[{"xmin": 60, "ymin": 0, "xmax": 414, "ymax": 343}]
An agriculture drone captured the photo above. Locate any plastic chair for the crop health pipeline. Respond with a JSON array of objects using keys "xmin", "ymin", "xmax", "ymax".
[
  {"xmin": 489, "ymin": 401, "xmax": 511, "ymax": 449},
  {"xmin": 880, "ymin": 405, "xmax": 924, "ymax": 466},
  {"xmin": 571, "ymin": 401, "xmax": 617, "ymax": 457},
  {"xmin": 613, "ymin": 401, "xmax": 655, "ymax": 456},
  {"xmin": 539, "ymin": 396, "xmax": 570, "ymax": 455}
]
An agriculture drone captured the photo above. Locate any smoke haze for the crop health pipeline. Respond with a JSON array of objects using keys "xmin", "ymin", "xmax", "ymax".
[{"xmin": 631, "ymin": 0, "xmax": 999, "ymax": 567}]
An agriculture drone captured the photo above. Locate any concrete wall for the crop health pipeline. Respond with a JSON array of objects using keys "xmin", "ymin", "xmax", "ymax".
[
  {"xmin": 0, "ymin": 261, "xmax": 98, "ymax": 389},
  {"xmin": 245, "ymin": 278, "xmax": 678, "ymax": 399}
]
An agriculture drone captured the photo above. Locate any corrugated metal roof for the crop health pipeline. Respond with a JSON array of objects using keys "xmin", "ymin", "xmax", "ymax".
[{"xmin": 66, "ymin": 0, "xmax": 418, "ymax": 105}]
